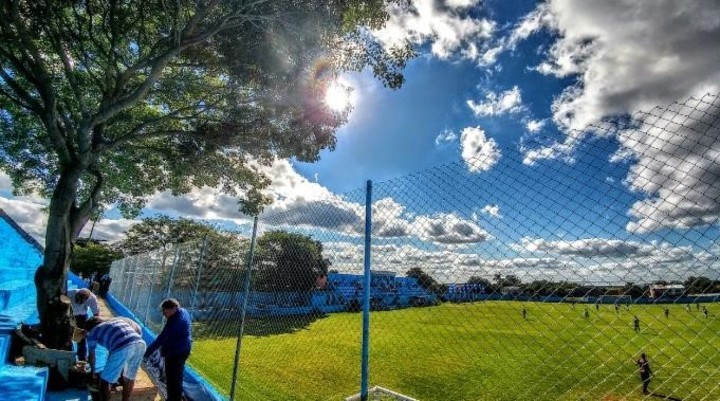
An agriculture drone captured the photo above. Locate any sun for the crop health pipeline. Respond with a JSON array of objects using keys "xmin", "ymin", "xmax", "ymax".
[{"xmin": 324, "ymin": 81, "xmax": 355, "ymax": 112}]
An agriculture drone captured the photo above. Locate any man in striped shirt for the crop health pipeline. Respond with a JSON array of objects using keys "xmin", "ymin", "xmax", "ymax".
[{"xmin": 81, "ymin": 318, "xmax": 147, "ymax": 401}]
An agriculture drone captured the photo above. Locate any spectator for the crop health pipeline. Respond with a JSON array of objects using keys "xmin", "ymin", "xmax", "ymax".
[
  {"xmin": 67, "ymin": 288, "xmax": 100, "ymax": 361},
  {"xmin": 144, "ymin": 299, "xmax": 192, "ymax": 401},
  {"xmin": 99, "ymin": 273, "xmax": 113, "ymax": 299},
  {"xmin": 91, "ymin": 271, "xmax": 101, "ymax": 294},
  {"xmin": 635, "ymin": 353, "xmax": 652, "ymax": 395},
  {"xmin": 81, "ymin": 317, "xmax": 146, "ymax": 401}
]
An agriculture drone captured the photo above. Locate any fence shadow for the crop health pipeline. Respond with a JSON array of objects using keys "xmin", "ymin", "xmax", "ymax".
[
  {"xmin": 192, "ymin": 313, "xmax": 329, "ymax": 338},
  {"xmin": 243, "ymin": 313, "xmax": 328, "ymax": 337},
  {"xmin": 650, "ymin": 392, "xmax": 683, "ymax": 401}
]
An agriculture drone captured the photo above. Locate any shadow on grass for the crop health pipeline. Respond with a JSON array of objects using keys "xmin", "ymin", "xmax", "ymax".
[
  {"xmin": 650, "ymin": 392, "xmax": 683, "ymax": 401},
  {"xmin": 192, "ymin": 313, "xmax": 330, "ymax": 338}
]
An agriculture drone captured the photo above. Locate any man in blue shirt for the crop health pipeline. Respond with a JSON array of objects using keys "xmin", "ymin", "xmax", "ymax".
[
  {"xmin": 144, "ymin": 298, "xmax": 192, "ymax": 401},
  {"xmin": 81, "ymin": 317, "xmax": 146, "ymax": 401}
]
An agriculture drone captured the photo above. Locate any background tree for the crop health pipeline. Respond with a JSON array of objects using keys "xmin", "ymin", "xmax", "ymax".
[
  {"xmin": 70, "ymin": 240, "xmax": 123, "ymax": 278},
  {"xmin": 253, "ymin": 230, "xmax": 330, "ymax": 293},
  {"xmin": 466, "ymin": 276, "xmax": 490, "ymax": 290},
  {"xmin": 0, "ymin": 0, "xmax": 412, "ymax": 347},
  {"xmin": 114, "ymin": 216, "xmax": 231, "ymax": 256},
  {"xmin": 406, "ymin": 267, "xmax": 444, "ymax": 295},
  {"xmin": 684, "ymin": 276, "xmax": 714, "ymax": 294},
  {"xmin": 114, "ymin": 216, "xmax": 249, "ymax": 292}
]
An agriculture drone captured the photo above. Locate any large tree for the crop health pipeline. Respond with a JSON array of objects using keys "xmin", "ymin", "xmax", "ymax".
[
  {"xmin": 253, "ymin": 230, "xmax": 330, "ymax": 293},
  {"xmin": 0, "ymin": 0, "xmax": 412, "ymax": 348},
  {"xmin": 114, "ymin": 215, "xmax": 233, "ymax": 256},
  {"xmin": 70, "ymin": 240, "xmax": 123, "ymax": 277}
]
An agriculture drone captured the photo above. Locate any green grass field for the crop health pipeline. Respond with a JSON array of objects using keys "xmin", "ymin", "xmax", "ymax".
[{"xmin": 189, "ymin": 302, "xmax": 720, "ymax": 400}]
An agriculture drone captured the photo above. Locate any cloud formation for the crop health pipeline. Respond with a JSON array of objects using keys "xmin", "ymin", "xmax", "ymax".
[
  {"xmin": 513, "ymin": 1, "xmax": 720, "ymax": 233},
  {"xmin": 322, "ymin": 236, "xmax": 715, "ymax": 285},
  {"xmin": 0, "ymin": 195, "xmax": 47, "ymax": 244},
  {"xmin": 434, "ymin": 129, "xmax": 457, "ymax": 146},
  {"xmin": 467, "ymin": 86, "xmax": 524, "ymax": 117},
  {"xmin": 460, "ymin": 126, "xmax": 501, "ymax": 172},
  {"xmin": 480, "ymin": 204, "xmax": 502, "ymax": 219},
  {"xmin": 525, "ymin": 119, "xmax": 546, "ymax": 133},
  {"xmin": 414, "ymin": 213, "xmax": 492, "ymax": 244},
  {"xmin": 518, "ymin": 237, "xmax": 661, "ymax": 258},
  {"xmin": 373, "ymin": 0, "xmax": 494, "ymax": 60}
]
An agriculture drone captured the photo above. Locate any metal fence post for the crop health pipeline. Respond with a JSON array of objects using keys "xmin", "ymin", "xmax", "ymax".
[
  {"xmin": 127, "ymin": 257, "xmax": 138, "ymax": 307},
  {"xmin": 143, "ymin": 251, "xmax": 162, "ymax": 325},
  {"xmin": 230, "ymin": 216, "xmax": 259, "ymax": 401},
  {"xmin": 361, "ymin": 180, "xmax": 373, "ymax": 401},
  {"xmin": 165, "ymin": 244, "xmax": 181, "ymax": 299},
  {"xmin": 190, "ymin": 235, "xmax": 209, "ymax": 317}
]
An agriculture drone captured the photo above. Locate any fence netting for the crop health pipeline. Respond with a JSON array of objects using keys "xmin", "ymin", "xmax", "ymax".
[{"xmin": 110, "ymin": 93, "xmax": 720, "ymax": 401}]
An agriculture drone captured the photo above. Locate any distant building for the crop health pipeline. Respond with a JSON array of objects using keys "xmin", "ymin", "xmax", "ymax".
[{"xmin": 649, "ymin": 284, "xmax": 685, "ymax": 298}]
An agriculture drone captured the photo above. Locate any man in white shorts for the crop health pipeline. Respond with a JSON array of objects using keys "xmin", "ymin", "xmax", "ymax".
[{"xmin": 81, "ymin": 317, "xmax": 146, "ymax": 401}]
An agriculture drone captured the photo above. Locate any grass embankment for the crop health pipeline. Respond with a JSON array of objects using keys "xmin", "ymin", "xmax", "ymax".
[{"xmin": 190, "ymin": 302, "xmax": 720, "ymax": 400}]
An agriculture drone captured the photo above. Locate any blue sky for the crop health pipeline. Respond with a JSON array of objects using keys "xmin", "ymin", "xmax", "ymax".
[{"xmin": 2, "ymin": 0, "xmax": 719, "ymax": 284}]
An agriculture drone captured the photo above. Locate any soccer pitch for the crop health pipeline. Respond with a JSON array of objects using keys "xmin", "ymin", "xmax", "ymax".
[{"xmin": 190, "ymin": 301, "xmax": 720, "ymax": 401}]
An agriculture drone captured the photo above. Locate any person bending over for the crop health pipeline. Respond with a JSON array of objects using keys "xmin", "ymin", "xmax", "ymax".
[{"xmin": 81, "ymin": 317, "xmax": 146, "ymax": 401}]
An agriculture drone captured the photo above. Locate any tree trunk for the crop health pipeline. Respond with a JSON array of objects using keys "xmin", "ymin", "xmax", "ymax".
[{"xmin": 36, "ymin": 167, "xmax": 83, "ymax": 350}]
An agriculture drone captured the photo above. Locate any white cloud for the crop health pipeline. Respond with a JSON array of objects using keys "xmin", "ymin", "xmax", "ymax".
[
  {"xmin": 78, "ymin": 218, "xmax": 138, "ymax": 243},
  {"xmin": 446, "ymin": 0, "xmax": 480, "ymax": 9},
  {"xmin": 524, "ymin": 0, "xmax": 720, "ymax": 132},
  {"xmin": 0, "ymin": 172, "xmax": 12, "ymax": 191},
  {"xmin": 322, "ymin": 236, "xmax": 717, "ymax": 285},
  {"xmin": 435, "ymin": 129, "xmax": 457, "ymax": 145},
  {"xmin": 413, "ymin": 213, "xmax": 491, "ymax": 244},
  {"xmin": 508, "ymin": 3, "xmax": 553, "ymax": 46},
  {"xmin": 478, "ymin": 45, "xmax": 503, "ymax": 66},
  {"xmin": 480, "ymin": 204, "xmax": 502, "ymax": 219},
  {"xmin": 467, "ymin": 86, "xmax": 524, "ymax": 117},
  {"xmin": 474, "ymin": 3, "xmax": 553, "ymax": 67},
  {"xmin": 525, "ymin": 119, "xmax": 546, "ymax": 133},
  {"xmin": 460, "ymin": 126, "xmax": 501, "ymax": 172},
  {"xmin": 513, "ymin": 1, "xmax": 720, "ymax": 232},
  {"xmin": 373, "ymin": 0, "xmax": 494, "ymax": 60},
  {"xmin": 517, "ymin": 237, "xmax": 662, "ymax": 258},
  {"xmin": 619, "ymin": 98, "xmax": 720, "ymax": 233},
  {"xmin": 0, "ymin": 196, "xmax": 47, "ymax": 245}
]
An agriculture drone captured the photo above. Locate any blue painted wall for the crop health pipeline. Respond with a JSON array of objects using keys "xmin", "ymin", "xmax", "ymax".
[
  {"xmin": 0, "ymin": 210, "xmax": 43, "ymax": 282},
  {"xmin": 0, "ymin": 210, "xmax": 43, "ymax": 316}
]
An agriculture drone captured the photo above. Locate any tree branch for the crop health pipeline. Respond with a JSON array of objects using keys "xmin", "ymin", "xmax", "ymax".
[
  {"xmin": 48, "ymin": 22, "xmax": 88, "ymax": 118},
  {"xmin": 0, "ymin": 86, "xmax": 34, "ymax": 110},
  {"xmin": 70, "ymin": 168, "xmax": 104, "ymax": 241},
  {"xmin": 7, "ymin": 1, "xmax": 73, "ymax": 164},
  {"xmin": 0, "ymin": 68, "xmax": 42, "ymax": 112},
  {"xmin": 104, "ymin": 105, "xmax": 216, "ymax": 150}
]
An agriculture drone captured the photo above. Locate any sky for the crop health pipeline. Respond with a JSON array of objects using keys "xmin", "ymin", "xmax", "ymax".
[{"xmin": 2, "ymin": 0, "xmax": 720, "ymax": 285}]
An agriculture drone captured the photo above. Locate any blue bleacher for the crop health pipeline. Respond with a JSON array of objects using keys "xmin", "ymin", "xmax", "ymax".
[{"xmin": 0, "ymin": 209, "xmax": 50, "ymax": 401}]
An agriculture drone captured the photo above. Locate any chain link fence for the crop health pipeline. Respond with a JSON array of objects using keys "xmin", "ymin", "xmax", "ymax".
[{"xmin": 110, "ymin": 93, "xmax": 720, "ymax": 400}]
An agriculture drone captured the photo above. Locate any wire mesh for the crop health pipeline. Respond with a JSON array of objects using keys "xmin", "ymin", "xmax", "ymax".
[{"xmin": 109, "ymin": 93, "xmax": 720, "ymax": 400}]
